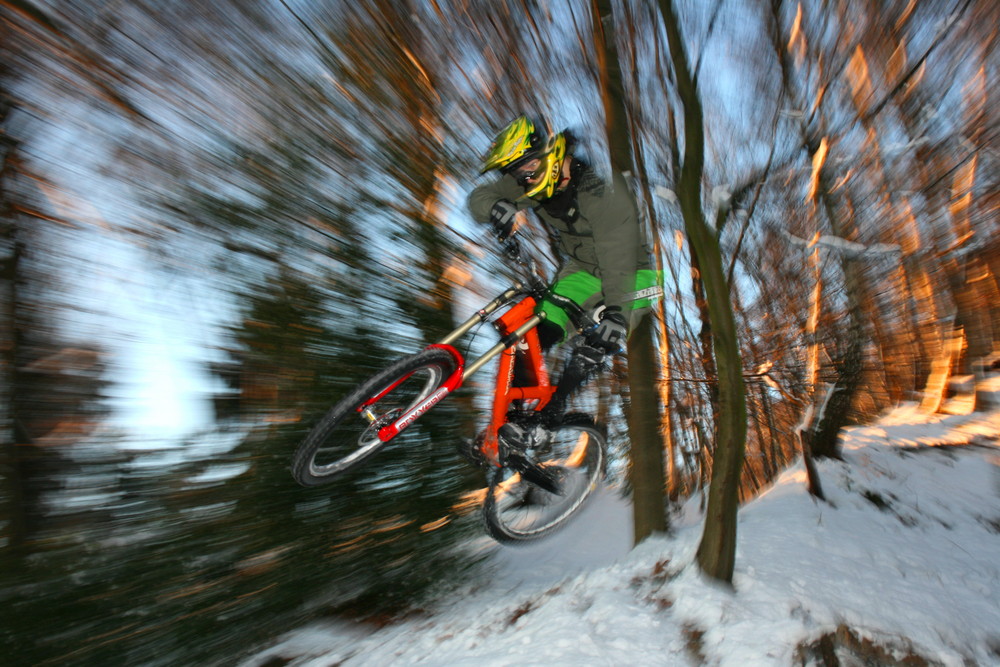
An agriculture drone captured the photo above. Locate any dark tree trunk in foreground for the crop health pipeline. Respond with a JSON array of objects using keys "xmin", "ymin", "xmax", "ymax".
[
  {"xmin": 593, "ymin": 0, "xmax": 667, "ymax": 543},
  {"xmin": 658, "ymin": 0, "xmax": 747, "ymax": 584}
]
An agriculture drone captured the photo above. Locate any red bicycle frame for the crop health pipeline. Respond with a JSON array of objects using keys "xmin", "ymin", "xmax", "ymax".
[
  {"xmin": 478, "ymin": 294, "xmax": 556, "ymax": 465},
  {"xmin": 371, "ymin": 282, "xmax": 556, "ymax": 467}
]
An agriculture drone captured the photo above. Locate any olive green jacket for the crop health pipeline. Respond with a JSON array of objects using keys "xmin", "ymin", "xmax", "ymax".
[{"xmin": 468, "ymin": 164, "xmax": 651, "ymax": 317}]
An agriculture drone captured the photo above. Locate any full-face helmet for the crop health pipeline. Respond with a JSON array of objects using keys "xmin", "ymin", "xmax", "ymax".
[{"xmin": 481, "ymin": 115, "xmax": 567, "ymax": 200}]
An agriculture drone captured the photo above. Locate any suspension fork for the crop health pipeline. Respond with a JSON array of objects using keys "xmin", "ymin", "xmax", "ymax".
[
  {"xmin": 374, "ymin": 344, "xmax": 465, "ymax": 442},
  {"xmin": 371, "ymin": 286, "xmax": 528, "ymax": 443},
  {"xmin": 437, "ymin": 285, "xmax": 523, "ymax": 347},
  {"xmin": 435, "ymin": 281, "xmax": 547, "ymax": 381}
]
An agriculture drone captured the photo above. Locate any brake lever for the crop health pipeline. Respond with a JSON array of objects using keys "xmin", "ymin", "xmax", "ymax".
[{"xmin": 502, "ymin": 238, "xmax": 547, "ymax": 294}]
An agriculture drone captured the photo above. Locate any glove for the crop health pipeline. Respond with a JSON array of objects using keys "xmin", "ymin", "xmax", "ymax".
[
  {"xmin": 489, "ymin": 199, "xmax": 518, "ymax": 242},
  {"xmin": 588, "ymin": 307, "xmax": 628, "ymax": 353},
  {"xmin": 501, "ymin": 238, "xmax": 525, "ymax": 263}
]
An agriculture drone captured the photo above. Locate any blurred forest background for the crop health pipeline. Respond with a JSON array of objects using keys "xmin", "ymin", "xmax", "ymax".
[{"xmin": 1, "ymin": 0, "xmax": 997, "ymax": 663}]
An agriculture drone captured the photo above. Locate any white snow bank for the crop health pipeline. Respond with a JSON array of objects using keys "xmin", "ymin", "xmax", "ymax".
[{"xmin": 244, "ymin": 407, "xmax": 1000, "ymax": 666}]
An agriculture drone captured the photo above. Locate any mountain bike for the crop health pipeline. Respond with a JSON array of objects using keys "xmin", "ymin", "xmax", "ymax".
[{"xmin": 290, "ymin": 240, "xmax": 606, "ymax": 543}]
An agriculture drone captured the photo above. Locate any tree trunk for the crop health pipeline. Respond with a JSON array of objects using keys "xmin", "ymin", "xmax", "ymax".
[
  {"xmin": 658, "ymin": 0, "xmax": 747, "ymax": 584},
  {"xmin": 626, "ymin": 314, "xmax": 667, "ymax": 541},
  {"xmin": 0, "ymin": 227, "xmax": 27, "ymax": 551},
  {"xmin": 637, "ymin": 184, "xmax": 678, "ymax": 500},
  {"xmin": 592, "ymin": 0, "xmax": 667, "ymax": 542},
  {"xmin": 809, "ymin": 191, "xmax": 866, "ymax": 459},
  {"xmin": 769, "ymin": 0, "xmax": 865, "ymax": 461},
  {"xmin": 796, "ymin": 240, "xmax": 825, "ymax": 498},
  {"xmin": 0, "ymin": 86, "xmax": 28, "ymax": 550}
]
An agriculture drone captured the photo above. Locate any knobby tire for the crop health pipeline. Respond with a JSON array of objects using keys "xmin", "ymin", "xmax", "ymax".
[{"xmin": 291, "ymin": 347, "xmax": 456, "ymax": 486}]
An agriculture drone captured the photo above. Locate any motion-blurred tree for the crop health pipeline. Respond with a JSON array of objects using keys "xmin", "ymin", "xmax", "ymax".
[
  {"xmin": 0, "ymin": 0, "xmax": 124, "ymax": 553},
  {"xmin": 1, "ymin": 1, "xmax": 483, "ymax": 662}
]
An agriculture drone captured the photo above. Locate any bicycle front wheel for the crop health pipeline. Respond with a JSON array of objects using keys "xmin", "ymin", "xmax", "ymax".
[
  {"xmin": 483, "ymin": 414, "xmax": 605, "ymax": 543},
  {"xmin": 291, "ymin": 347, "xmax": 457, "ymax": 486}
]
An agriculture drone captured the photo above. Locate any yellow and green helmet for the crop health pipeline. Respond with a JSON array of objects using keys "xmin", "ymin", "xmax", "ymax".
[{"xmin": 481, "ymin": 115, "xmax": 567, "ymax": 200}]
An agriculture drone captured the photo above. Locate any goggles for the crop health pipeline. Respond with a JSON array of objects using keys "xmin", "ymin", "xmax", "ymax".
[{"xmin": 507, "ymin": 158, "xmax": 543, "ymax": 186}]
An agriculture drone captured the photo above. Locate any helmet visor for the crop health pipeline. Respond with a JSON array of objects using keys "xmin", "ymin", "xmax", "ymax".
[{"xmin": 506, "ymin": 158, "xmax": 544, "ymax": 185}]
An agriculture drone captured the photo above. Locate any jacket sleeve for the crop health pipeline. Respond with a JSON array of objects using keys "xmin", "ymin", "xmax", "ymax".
[
  {"xmin": 467, "ymin": 174, "xmax": 533, "ymax": 225},
  {"xmin": 588, "ymin": 172, "xmax": 643, "ymax": 323}
]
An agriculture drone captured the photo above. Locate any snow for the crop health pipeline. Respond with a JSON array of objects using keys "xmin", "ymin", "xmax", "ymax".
[{"xmin": 243, "ymin": 398, "xmax": 1000, "ymax": 666}]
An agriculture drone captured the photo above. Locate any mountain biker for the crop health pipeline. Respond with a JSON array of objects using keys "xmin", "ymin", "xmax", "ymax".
[{"xmin": 467, "ymin": 115, "xmax": 662, "ymax": 458}]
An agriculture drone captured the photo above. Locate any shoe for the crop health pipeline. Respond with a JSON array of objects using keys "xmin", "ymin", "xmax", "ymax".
[{"xmin": 458, "ymin": 425, "xmax": 542, "ymax": 469}]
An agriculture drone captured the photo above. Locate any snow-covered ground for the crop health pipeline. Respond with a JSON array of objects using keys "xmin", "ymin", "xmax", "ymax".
[{"xmin": 244, "ymin": 394, "xmax": 1000, "ymax": 666}]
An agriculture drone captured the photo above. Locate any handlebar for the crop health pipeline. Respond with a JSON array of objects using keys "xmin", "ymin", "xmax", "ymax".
[
  {"xmin": 435, "ymin": 234, "xmax": 596, "ymax": 350},
  {"xmin": 502, "ymin": 236, "xmax": 596, "ymax": 332},
  {"xmin": 501, "ymin": 237, "xmax": 548, "ymax": 294}
]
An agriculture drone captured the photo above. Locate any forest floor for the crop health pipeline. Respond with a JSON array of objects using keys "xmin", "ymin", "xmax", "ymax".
[{"xmin": 244, "ymin": 383, "xmax": 1000, "ymax": 666}]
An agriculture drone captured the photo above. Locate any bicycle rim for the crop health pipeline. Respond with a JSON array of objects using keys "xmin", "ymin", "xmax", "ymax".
[
  {"xmin": 291, "ymin": 348, "xmax": 456, "ymax": 486},
  {"xmin": 483, "ymin": 415, "xmax": 605, "ymax": 543}
]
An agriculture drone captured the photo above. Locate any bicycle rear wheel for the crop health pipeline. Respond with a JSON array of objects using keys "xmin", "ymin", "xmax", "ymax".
[
  {"xmin": 291, "ymin": 347, "xmax": 457, "ymax": 486},
  {"xmin": 482, "ymin": 414, "xmax": 605, "ymax": 543}
]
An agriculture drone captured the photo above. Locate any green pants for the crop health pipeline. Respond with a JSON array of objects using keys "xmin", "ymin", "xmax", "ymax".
[{"xmin": 537, "ymin": 269, "xmax": 663, "ymax": 342}]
